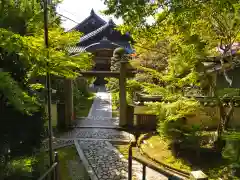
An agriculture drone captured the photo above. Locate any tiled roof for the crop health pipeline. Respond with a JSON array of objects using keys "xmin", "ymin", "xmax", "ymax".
[
  {"xmin": 67, "ymin": 46, "xmax": 85, "ymax": 54},
  {"xmin": 68, "ymin": 40, "xmax": 134, "ymax": 55},
  {"xmin": 68, "ymin": 9, "xmax": 106, "ymax": 32},
  {"xmin": 79, "ymin": 21, "xmax": 114, "ymax": 43}
]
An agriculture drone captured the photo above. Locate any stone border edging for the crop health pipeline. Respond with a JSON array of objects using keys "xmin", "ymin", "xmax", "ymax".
[
  {"xmin": 43, "ymin": 143, "xmax": 74, "ymax": 152},
  {"xmin": 138, "ymin": 132, "xmax": 190, "ymax": 179},
  {"xmin": 74, "ymin": 139, "xmax": 99, "ymax": 180},
  {"xmin": 41, "ymin": 139, "xmax": 75, "ymax": 152}
]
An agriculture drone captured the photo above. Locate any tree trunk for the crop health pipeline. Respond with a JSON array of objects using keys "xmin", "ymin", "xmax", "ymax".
[
  {"xmin": 224, "ymin": 100, "xmax": 234, "ymax": 130},
  {"xmin": 215, "ymin": 101, "xmax": 226, "ymax": 152},
  {"xmin": 215, "ymin": 100, "xmax": 234, "ymax": 152}
]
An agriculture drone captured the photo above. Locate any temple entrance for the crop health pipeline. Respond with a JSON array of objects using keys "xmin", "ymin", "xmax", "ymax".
[
  {"xmin": 93, "ymin": 65, "xmax": 110, "ymax": 85},
  {"xmin": 62, "ymin": 47, "xmax": 135, "ymax": 129},
  {"xmin": 91, "ymin": 49, "xmax": 113, "ymax": 85}
]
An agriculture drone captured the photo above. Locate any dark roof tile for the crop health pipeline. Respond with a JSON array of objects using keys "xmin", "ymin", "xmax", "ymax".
[
  {"xmin": 67, "ymin": 46, "xmax": 85, "ymax": 54},
  {"xmin": 79, "ymin": 22, "xmax": 113, "ymax": 43},
  {"xmin": 68, "ymin": 9, "xmax": 106, "ymax": 32}
]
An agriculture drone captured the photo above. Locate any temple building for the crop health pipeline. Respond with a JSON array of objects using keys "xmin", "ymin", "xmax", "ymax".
[{"xmin": 68, "ymin": 9, "xmax": 134, "ymax": 85}]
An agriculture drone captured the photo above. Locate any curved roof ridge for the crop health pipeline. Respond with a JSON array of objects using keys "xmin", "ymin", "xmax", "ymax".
[{"xmin": 68, "ymin": 9, "xmax": 106, "ymax": 32}]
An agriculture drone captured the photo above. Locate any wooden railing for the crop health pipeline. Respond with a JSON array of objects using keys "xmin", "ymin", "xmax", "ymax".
[
  {"xmin": 128, "ymin": 142, "xmax": 184, "ymax": 180},
  {"xmin": 38, "ymin": 152, "xmax": 60, "ymax": 180},
  {"xmin": 128, "ymin": 142, "xmax": 209, "ymax": 180}
]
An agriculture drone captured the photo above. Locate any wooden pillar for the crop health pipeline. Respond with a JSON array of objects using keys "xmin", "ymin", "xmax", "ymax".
[
  {"xmin": 119, "ymin": 60, "xmax": 128, "ymax": 126},
  {"xmin": 64, "ymin": 79, "xmax": 74, "ymax": 127}
]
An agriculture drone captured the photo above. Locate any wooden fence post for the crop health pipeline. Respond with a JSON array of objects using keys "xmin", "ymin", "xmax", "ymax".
[
  {"xmin": 142, "ymin": 164, "xmax": 146, "ymax": 180},
  {"xmin": 128, "ymin": 142, "xmax": 133, "ymax": 180},
  {"xmin": 54, "ymin": 152, "xmax": 60, "ymax": 180},
  {"xmin": 119, "ymin": 60, "xmax": 128, "ymax": 126}
]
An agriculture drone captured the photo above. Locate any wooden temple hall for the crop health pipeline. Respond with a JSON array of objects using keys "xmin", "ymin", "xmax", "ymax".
[{"xmin": 68, "ymin": 9, "xmax": 134, "ymax": 85}]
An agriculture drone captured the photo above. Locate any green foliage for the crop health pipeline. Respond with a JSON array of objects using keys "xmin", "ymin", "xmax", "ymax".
[
  {"xmin": 111, "ymin": 90, "xmax": 120, "ymax": 109},
  {"xmin": 0, "ymin": 1, "xmax": 92, "ymax": 178},
  {"xmin": 0, "ymin": 72, "xmax": 38, "ymax": 113},
  {"xmin": 0, "ymin": 0, "xmax": 92, "ymax": 113},
  {"xmin": 149, "ymin": 98, "xmax": 200, "ymax": 135},
  {"xmin": 73, "ymin": 77, "xmax": 96, "ymax": 117},
  {"xmin": 73, "ymin": 78, "xmax": 90, "ymax": 106},
  {"xmin": 3, "ymin": 156, "xmax": 37, "ymax": 179},
  {"xmin": 0, "ymin": 27, "xmax": 92, "ymax": 80},
  {"xmin": 217, "ymin": 88, "xmax": 240, "ymax": 97},
  {"xmin": 104, "ymin": 0, "xmax": 240, "ymax": 127},
  {"xmin": 104, "ymin": 1, "xmax": 240, "ymax": 176}
]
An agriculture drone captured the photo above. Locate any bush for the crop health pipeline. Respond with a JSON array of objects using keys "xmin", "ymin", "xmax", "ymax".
[
  {"xmin": 149, "ymin": 98, "xmax": 200, "ymax": 136},
  {"xmin": 73, "ymin": 77, "xmax": 95, "ymax": 106},
  {"xmin": 0, "ymin": 103, "xmax": 45, "ymax": 178},
  {"xmin": 2, "ymin": 156, "xmax": 38, "ymax": 180}
]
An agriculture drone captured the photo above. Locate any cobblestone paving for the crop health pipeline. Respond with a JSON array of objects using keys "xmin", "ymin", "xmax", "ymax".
[
  {"xmin": 57, "ymin": 128, "xmax": 133, "ymax": 141},
  {"xmin": 77, "ymin": 140, "xmax": 130, "ymax": 180},
  {"xmin": 76, "ymin": 140, "xmax": 168, "ymax": 180},
  {"xmin": 55, "ymin": 86, "xmax": 168, "ymax": 180}
]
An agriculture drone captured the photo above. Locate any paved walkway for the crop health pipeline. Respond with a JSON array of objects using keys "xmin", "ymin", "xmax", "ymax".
[
  {"xmin": 87, "ymin": 86, "xmax": 112, "ymax": 119},
  {"xmin": 51, "ymin": 86, "xmax": 168, "ymax": 180}
]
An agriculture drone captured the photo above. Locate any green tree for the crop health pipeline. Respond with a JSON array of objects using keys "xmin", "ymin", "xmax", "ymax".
[
  {"xmin": 0, "ymin": 1, "xmax": 92, "ymax": 178},
  {"xmin": 103, "ymin": 0, "xmax": 240, "ymax": 151},
  {"xmin": 0, "ymin": 0, "xmax": 92, "ymax": 112}
]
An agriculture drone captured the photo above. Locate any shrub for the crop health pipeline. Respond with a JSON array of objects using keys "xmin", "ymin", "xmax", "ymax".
[
  {"xmin": 149, "ymin": 98, "xmax": 200, "ymax": 136},
  {"xmin": 0, "ymin": 103, "xmax": 45, "ymax": 179}
]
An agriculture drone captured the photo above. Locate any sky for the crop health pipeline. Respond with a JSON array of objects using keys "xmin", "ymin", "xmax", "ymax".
[{"xmin": 56, "ymin": 0, "xmax": 123, "ymax": 30}]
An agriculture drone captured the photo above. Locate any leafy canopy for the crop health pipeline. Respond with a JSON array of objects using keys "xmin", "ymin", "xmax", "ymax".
[
  {"xmin": 0, "ymin": 0, "xmax": 92, "ymax": 113},
  {"xmin": 103, "ymin": 0, "xmax": 240, "ymax": 134}
]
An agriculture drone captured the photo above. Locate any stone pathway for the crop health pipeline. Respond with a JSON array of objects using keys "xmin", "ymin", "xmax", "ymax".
[
  {"xmin": 75, "ymin": 140, "xmax": 168, "ymax": 180},
  {"xmin": 73, "ymin": 86, "xmax": 169, "ymax": 180},
  {"xmin": 87, "ymin": 86, "xmax": 113, "ymax": 119},
  {"xmin": 50, "ymin": 86, "xmax": 169, "ymax": 180},
  {"xmin": 76, "ymin": 140, "xmax": 129, "ymax": 180}
]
